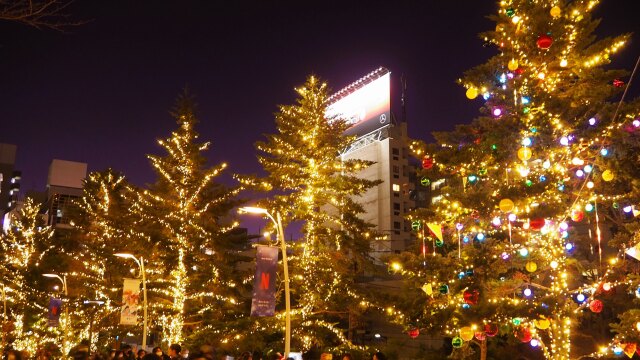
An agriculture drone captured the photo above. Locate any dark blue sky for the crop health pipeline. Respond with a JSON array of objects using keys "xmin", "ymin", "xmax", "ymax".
[{"xmin": 1, "ymin": 1, "xmax": 638, "ymax": 233}]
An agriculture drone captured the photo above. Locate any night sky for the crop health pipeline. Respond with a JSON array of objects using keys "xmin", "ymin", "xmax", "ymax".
[{"xmin": 1, "ymin": 0, "xmax": 638, "ymax": 193}]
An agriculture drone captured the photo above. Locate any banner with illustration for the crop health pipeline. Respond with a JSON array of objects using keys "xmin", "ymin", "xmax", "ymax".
[
  {"xmin": 251, "ymin": 246, "xmax": 279, "ymax": 316},
  {"xmin": 120, "ymin": 278, "xmax": 141, "ymax": 325},
  {"xmin": 48, "ymin": 297, "xmax": 62, "ymax": 327}
]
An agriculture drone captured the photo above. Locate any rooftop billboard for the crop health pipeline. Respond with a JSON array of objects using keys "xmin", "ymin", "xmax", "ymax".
[{"xmin": 326, "ymin": 67, "xmax": 391, "ymax": 138}]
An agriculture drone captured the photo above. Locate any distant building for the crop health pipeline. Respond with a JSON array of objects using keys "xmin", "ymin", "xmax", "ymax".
[
  {"xmin": 0, "ymin": 143, "xmax": 20, "ymax": 229},
  {"xmin": 328, "ymin": 68, "xmax": 415, "ymax": 260},
  {"xmin": 43, "ymin": 159, "xmax": 87, "ymax": 228}
]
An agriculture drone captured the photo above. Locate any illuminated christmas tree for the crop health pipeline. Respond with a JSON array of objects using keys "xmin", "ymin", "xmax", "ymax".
[
  {"xmin": 396, "ymin": 1, "xmax": 640, "ymax": 359},
  {"xmin": 126, "ymin": 92, "xmax": 244, "ymax": 344},
  {"xmin": 240, "ymin": 76, "xmax": 384, "ymax": 351},
  {"xmin": 0, "ymin": 197, "xmax": 56, "ymax": 354}
]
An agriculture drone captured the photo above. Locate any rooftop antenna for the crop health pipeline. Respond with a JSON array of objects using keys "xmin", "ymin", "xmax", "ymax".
[{"xmin": 401, "ymin": 73, "xmax": 407, "ymax": 123}]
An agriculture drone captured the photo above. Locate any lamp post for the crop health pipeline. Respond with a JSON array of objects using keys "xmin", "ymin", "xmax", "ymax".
[
  {"xmin": 114, "ymin": 253, "xmax": 148, "ymax": 349},
  {"xmin": 83, "ymin": 300, "xmax": 105, "ymax": 354},
  {"xmin": 2, "ymin": 283, "xmax": 6, "ymax": 351},
  {"xmin": 43, "ymin": 273, "xmax": 69, "ymax": 353},
  {"xmin": 239, "ymin": 206, "xmax": 291, "ymax": 359}
]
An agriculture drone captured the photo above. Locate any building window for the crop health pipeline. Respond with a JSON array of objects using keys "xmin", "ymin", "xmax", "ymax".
[
  {"xmin": 392, "ymin": 184, "xmax": 400, "ymax": 192},
  {"xmin": 393, "ymin": 202, "xmax": 400, "ymax": 216},
  {"xmin": 393, "ymin": 165, "xmax": 400, "ymax": 179},
  {"xmin": 394, "ymin": 221, "xmax": 401, "ymax": 229},
  {"xmin": 392, "ymin": 148, "xmax": 399, "ymax": 160}
]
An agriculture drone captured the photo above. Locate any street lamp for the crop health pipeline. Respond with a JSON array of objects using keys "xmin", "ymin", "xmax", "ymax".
[
  {"xmin": 114, "ymin": 253, "xmax": 148, "ymax": 349},
  {"xmin": 239, "ymin": 206, "xmax": 291, "ymax": 359},
  {"xmin": 42, "ymin": 273, "xmax": 69, "ymax": 353},
  {"xmin": 83, "ymin": 299, "xmax": 105, "ymax": 354}
]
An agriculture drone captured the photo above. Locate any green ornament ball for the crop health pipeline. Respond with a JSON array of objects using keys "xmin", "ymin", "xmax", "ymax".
[
  {"xmin": 435, "ymin": 239, "xmax": 444, "ymax": 247},
  {"xmin": 452, "ymin": 337, "xmax": 463, "ymax": 348},
  {"xmin": 506, "ymin": 7, "xmax": 515, "ymax": 17},
  {"xmin": 420, "ymin": 177, "xmax": 431, "ymax": 187},
  {"xmin": 439, "ymin": 284, "xmax": 449, "ymax": 294}
]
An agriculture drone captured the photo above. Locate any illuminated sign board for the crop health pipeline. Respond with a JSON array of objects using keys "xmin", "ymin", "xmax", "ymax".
[{"xmin": 326, "ymin": 68, "xmax": 391, "ymax": 138}]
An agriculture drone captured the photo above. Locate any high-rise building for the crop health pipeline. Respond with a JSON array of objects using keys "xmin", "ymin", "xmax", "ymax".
[
  {"xmin": 0, "ymin": 143, "xmax": 20, "ymax": 228},
  {"xmin": 43, "ymin": 159, "xmax": 87, "ymax": 228},
  {"xmin": 328, "ymin": 68, "xmax": 415, "ymax": 260}
]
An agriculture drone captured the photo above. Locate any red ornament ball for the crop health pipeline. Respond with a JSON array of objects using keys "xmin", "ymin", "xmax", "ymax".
[
  {"xmin": 484, "ymin": 323, "xmax": 499, "ymax": 337},
  {"xmin": 537, "ymin": 34, "xmax": 553, "ymax": 49},
  {"xmin": 589, "ymin": 299, "xmax": 603, "ymax": 313},
  {"xmin": 471, "ymin": 210, "xmax": 480, "ymax": 219},
  {"xmin": 408, "ymin": 328, "xmax": 420, "ymax": 339},
  {"xmin": 529, "ymin": 218, "xmax": 546, "ymax": 230},
  {"xmin": 571, "ymin": 210, "xmax": 585, "ymax": 222},
  {"xmin": 463, "ymin": 289, "xmax": 480, "ymax": 305},
  {"xmin": 422, "ymin": 156, "xmax": 434, "ymax": 169},
  {"xmin": 515, "ymin": 327, "xmax": 532, "ymax": 343},
  {"xmin": 613, "ymin": 79, "xmax": 625, "ymax": 88}
]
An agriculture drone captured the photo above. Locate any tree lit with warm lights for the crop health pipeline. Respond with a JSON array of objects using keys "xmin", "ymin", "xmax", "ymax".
[
  {"xmin": 397, "ymin": 1, "xmax": 640, "ymax": 359},
  {"xmin": 240, "ymin": 76, "xmax": 387, "ymax": 351}
]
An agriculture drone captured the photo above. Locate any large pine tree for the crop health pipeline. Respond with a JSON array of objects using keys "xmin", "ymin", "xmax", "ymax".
[
  {"xmin": 241, "ymin": 76, "xmax": 385, "ymax": 351},
  {"xmin": 396, "ymin": 1, "xmax": 640, "ymax": 359},
  {"xmin": 128, "ymin": 92, "xmax": 244, "ymax": 344}
]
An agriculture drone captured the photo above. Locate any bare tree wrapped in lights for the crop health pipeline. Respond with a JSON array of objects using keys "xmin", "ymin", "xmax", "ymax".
[
  {"xmin": 239, "ymin": 76, "xmax": 385, "ymax": 351},
  {"xmin": 395, "ymin": 1, "xmax": 640, "ymax": 359}
]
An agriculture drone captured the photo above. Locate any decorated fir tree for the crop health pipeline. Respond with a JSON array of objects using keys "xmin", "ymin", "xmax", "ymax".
[
  {"xmin": 240, "ymin": 76, "xmax": 385, "ymax": 351},
  {"xmin": 126, "ymin": 92, "xmax": 245, "ymax": 344},
  {"xmin": 0, "ymin": 197, "xmax": 56, "ymax": 354},
  {"xmin": 396, "ymin": 1, "xmax": 640, "ymax": 359}
]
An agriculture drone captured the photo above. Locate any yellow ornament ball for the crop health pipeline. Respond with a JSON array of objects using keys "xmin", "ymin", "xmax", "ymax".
[
  {"xmin": 525, "ymin": 261, "xmax": 537, "ymax": 273},
  {"xmin": 535, "ymin": 317, "xmax": 551, "ymax": 330},
  {"xmin": 550, "ymin": 6, "xmax": 561, "ymax": 18},
  {"xmin": 508, "ymin": 59, "xmax": 519, "ymax": 71},
  {"xmin": 499, "ymin": 198, "xmax": 515, "ymax": 212},
  {"xmin": 517, "ymin": 147, "xmax": 532, "ymax": 161},
  {"xmin": 602, "ymin": 170, "xmax": 614, "ymax": 182},
  {"xmin": 460, "ymin": 326, "xmax": 474, "ymax": 341},
  {"xmin": 466, "ymin": 88, "xmax": 478, "ymax": 99}
]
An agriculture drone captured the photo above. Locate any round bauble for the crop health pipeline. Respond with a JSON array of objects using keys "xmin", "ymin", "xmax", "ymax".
[
  {"xmin": 460, "ymin": 327, "xmax": 474, "ymax": 341},
  {"xmin": 537, "ymin": 34, "xmax": 553, "ymax": 49},
  {"xmin": 452, "ymin": 337, "xmax": 463, "ymax": 348},
  {"xmin": 590, "ymin": 299, "xmax": 603, "ymax": 313},
  {"xmin": 550, "ymin": 6, "xmax": 561, "ymax": 18},
  {"xmin": 571, "ymin": 210, "xmax": 585, "ymax": 222},
  {"xmin": 475, "ymin": 331, "xmax": 486, "ymax": 341},
  {"xmin": 535, "ymin": 317, "xmax": 550, "ymax": 330},
  {"xmin": 602, "ymin": 170, "xmax": 614, "ymax": 182},
  {"xmin": 485, "ymin": 323, "xmax": 499, "ymax": 337},
  {"xmin": 529, "ymin": 218, "xmax": 545, "ymax": 230},
  {"xmin": 525, "ymin": 261, "xmax": 538, "ymax": 273},
  {"xmin": 422, "ymin": 156, "xmax": 434, "ymax": 169},
  {"xmin": 508, "ymin": 59, "xmax": 519, "ymax": 71},
  {"xmin": 499, "ymin": 198, "xmax": 515, "ymax": 212},
  {"xmin": 408, "ymin": 328, "xmax": 419, "ymax": 339},
  {"xmin": 518, "ymin": 147, "xmax": 533, "ymax": 161},
  {"xmin": 515, "ymin": 327, "xmax": 532, "ymax": 343},
  {"xmin": 463, "ymin": 289, "xmax": 480, "ymax": 305},
  {"xmin": 466, "ymin": 88, "xmax": 479, "ymax": 99}
]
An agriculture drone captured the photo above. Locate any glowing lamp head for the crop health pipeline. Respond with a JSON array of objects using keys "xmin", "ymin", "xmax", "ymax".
[
  {"xmin": 476, "ymin": 233, "xmax": 485, "ymax": 241},
  {"xmin": 456, "ymin": 223, "xmax": 464, "ymax": 230},
  {"xmin": 561, "ymin": 231, "xmax": 569, "ymax": 239},
  {"xmin": 559, "ymin": 222, "xmax": 569, "ymax": 231},
  {"xmin": 602, "ymin": 283, "xmax": 612, "ymax": 292},
  {"xmin": 585, "ymin": 203, "xmax": 594, "ymax": 212},
  {"xmin": 543, "ymin": 160, "xmax": 551, "ymax": 169},
  {"xmin": 560, "ymin": 59, "xmax": 568, "ymax": 67},
  {"xmin": 600, "ymin": 148, "xmax": 609, "ymax": 156},
  {"xmin": 624, "ymin": 205, "xmax": 633, "ymax": 213},
  {"xmin": 588, "ymin": 117, "xmax": 597, "ymax": 126},
  {"xmin": 523, "ymin": 288, "xmax": 533, "ymax": 297},
  {"xmin": 560, "ymin": 136, "xmax": 569, "ymax": 146},
  {"xmin": 614, "ymin": 347, "xmax": 623, "ymax": 356},
  {"xmin": 576, "ymin": 169, "xmax": 584, "ymax": 178},
  {"xmin": 586, "ymin": 181, "xmax": 594, "ymax": 189},
  {"xmin": 584, "ymin": 165, "xmax": 593, "ymax": 173},
  {"xmin": 576, "ymin": 293, "xmax": 586, "ymax": 303},
  {"xmin": 565, "ymin": 242, "xmax": 574, "ymax": 251},
  {"xmin": 501, "ymin": 252, "xmax": 510, "ymax": 260},
  {"xmin": 519, "ymin": 248, "xmax": 529, "ymax": 257},
  {"xmin": 492, "ymin": 217, "xmax": 501, "ymax": 226},
  {"xmin": 522, "ymin": 137, "xmax": 532, "ymax": 146},
  {"xmin": 550, "ymin": 260, "xmax": 559, "ymax": 269},
  {"xmin": 493, "ymin": 108, "xmax": 503, "ymax": 117},
  {"xmin": 483, "ymin": 92, "xmax": 491, "ymax": 100},
  {"xmin": 508, "ymin": 213, "xmax": 517, "ymax": 222},
  {"xmin": 633, "ymin": 119, "xmax": 640, "ymax": 128}
]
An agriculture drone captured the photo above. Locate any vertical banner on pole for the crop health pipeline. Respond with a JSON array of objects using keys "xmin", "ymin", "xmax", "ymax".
[
  {"xmin": 120, "ymin": 278, "xmax": 141, "ymax": 325},
  {"xmin": 48, "ymin": 297, "xmax": 62, "ymax": 327},
  {"xmin": 251, "ymin": 246, "xmax": 279, "ymax": 316}
]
